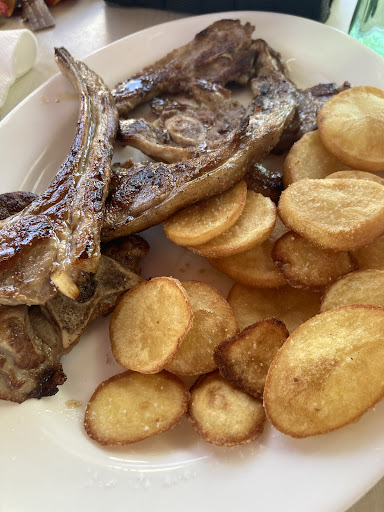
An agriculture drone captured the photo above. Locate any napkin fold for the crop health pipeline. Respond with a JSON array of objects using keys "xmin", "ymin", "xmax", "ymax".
[{"xmin": 0, "ymin": 29, "xmax": 38, "ymax": 108}]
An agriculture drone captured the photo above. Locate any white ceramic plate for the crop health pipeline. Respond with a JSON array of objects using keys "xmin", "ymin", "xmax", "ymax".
[{"xmin": 1, "ymin": 11, "xmax": 384, "ymax": 512}]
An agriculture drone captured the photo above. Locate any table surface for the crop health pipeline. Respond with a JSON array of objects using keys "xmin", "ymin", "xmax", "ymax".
[{"xmin": 1, "ymin": 1, "xmax": 384, "ymax": 510}]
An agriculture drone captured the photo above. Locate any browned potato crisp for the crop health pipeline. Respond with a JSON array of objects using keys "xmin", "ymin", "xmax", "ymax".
[
  {"xmin": 214, "ymin": 318, "xmax": 289, "ymax": 397},
  {"xmin": 163, "ymin": 180, "xmax": 247, "ymax": 246},
  {"xmin": 84, "ymin": 371, "xmax": 189, "ymax": 445},
  {"xmin": 318, "ymin": 86, "xmax": 384, "ymax": 172},
  {"xmin": 272, "ymin": 231, "xmax": 358, "ymax": 290},
  {"xmin": 209, "ymin": 240, "xmax": 286, "ymax": 288},
  {"xmin": 227, "ymin": 283, "xmax": 322, "ymax": 333},
  {"xmin": 188, "ymin": 191, "xmax": 276, "ymax": 258},
  {"xmin": 110, "ymin": 277, "xmax": 193, "ymax": 373},
  {"xmin": 264, "ymin": 306, "xmax": 384, "ymax": 438},
  {"xmin": 353, "ymin": 234, "xmax": 384, "ymax": 270},
  {"xmin": 278, "ymin": 178, "xmax": 384, "ymax": 251},
  {"xmin": 326, "ymin": 169, "xmax": 384, "ymax": 185},
  {"xmin": 188, "ymin": 371, "xmax": 265, "ymax": 446},
  {"xmin": 165, "ymin": 281, "xmax": 239, "ymax": 375},
  {"xmin": 320, "ymin": 269, "xmax": 384, "ymax": 312}
]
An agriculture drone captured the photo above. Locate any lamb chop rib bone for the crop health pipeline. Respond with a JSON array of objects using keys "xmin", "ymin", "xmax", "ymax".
[{"xmin": 0, "ymin": 47, "xmax": 118, "ymax": 306}]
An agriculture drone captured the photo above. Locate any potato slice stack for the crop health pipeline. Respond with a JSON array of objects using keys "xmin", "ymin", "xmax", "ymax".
[
  {"xmin": 85, "ymin": 85, "xmax": 384, "ymax": 446},
  {"xmin": 85, "ymin": 275, "xmax": 270, "ymax": 447}
]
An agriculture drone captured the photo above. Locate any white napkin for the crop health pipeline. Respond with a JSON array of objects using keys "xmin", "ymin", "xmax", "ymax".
[{"xmin": 0, "ymin": 29, "xmax": 38, "ymax": 108}]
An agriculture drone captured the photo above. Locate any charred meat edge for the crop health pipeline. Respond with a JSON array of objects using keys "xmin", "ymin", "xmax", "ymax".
[
  {"xmin": 0, "ymin": 48, "xmax": 118, "ymax": 306},
  {"xmin": 113, "ymin": 19, "xmax": 258, "ymax": 116}
]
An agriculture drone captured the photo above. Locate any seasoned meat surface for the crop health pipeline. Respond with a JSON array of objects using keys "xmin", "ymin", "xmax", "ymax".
[
  {"xmin": 0, "ymin": 232, "xmax": 148, "ymax": 402},
  {"xmin": 0, "ymin": 192, "xmax": 38, "ymax": 220},
  {"xmin": 113, "ymin": 19, "xmax": 258, "ymax": 116},
  {"xmin": 115, "ymin": 21, "xmax": 349, "ymax": 165},
  {"xmin": 244, "ymin": 162, "xmax": 283, "ymax": 204},
  {"xmin": 0, "ymin": 48, "xmax": 118, "ymax": 306},
  {"xmin": 118, "ymin": 80, "xmax": 246, "ymax": 163},
  {"xmin": 0, "ymin": 304, "xmax": 65, "ymax": 403},
  {"xmin": 274, "ymin": 81, "xmax": 351, "ymax": 152}
]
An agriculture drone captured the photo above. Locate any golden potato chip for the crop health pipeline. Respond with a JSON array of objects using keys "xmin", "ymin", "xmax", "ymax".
[
  {"xmin": 209, "ymin": 240, "xmax": 286, "ymax": 288},
  {"xmin": 110, "ymin": 277, "xmax": 193, "ymax": 373},
  {"xmin": 188, "ymin": 371, "xmax": 265, "ymax": 446},
  {"xmin": 318, "ymin": 86, "xmax": 384, "ymax": 172},
  {"xmin": 264, "ymin": 306, "xmax": 384, "ymax": 438},
  {"xmin": 278, "ymin": 178, "xmax": 384, "ymax": 251},
  {"xmin": 227, "ymin": 283, "xmax": 322, "ymax": 333},
  {"xmin": 84, "ymin": 371, "xmax": 189, "ymax": 445},
  {"xmin": 272, "ymin": 231, "xmax": 358, "ymax": 290},
  {"xmin": 165, "ymin": 281, "xmax": 239, "ymax": 375},
  {"xmin": 353, "ymin": 234, "xmax": 384, "ymax": 270},
  {"xmin": 327, "ymin": 170, "xmax": 384, "ymax": 185},
  {"xmin": 268, "ymin": 215, "xmax": 289, "ymax": 243},
  {"xmin": 282, "ymin": 130, "xmax": 347, "ymax": 187},
  {"xmin": 320, "ymin": 269, "xmax": 384, "ymax": 312},
  {"xmin": 214, "ymin": 318, "xmax": 289, "ymax": 397},
  {"xmin": 163, "ymin": 180, "xmax": 247, "ymax": 246},
  {"xmin": 188, "ymin": 191, "xmax": 276, "ymax": 258}
]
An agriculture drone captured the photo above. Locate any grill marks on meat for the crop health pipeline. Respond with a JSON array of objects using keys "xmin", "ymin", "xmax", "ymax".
[
  {"xmin": 115, "ymin": 23, "xmax": 350, "ymax": 169},
  {"xmin": 0, "ymin": 48, "xmax": 118, "ymax": 306},
  {"xmin": 118, "ymin": 80, "xmax": 246, "ymax": 163},
  {"xmin": 102, "ymin": 72, "xmax": 296, "ymax": 239},
  {"xmin": 113, "ymin": 19, "xmax": 258, "ymax": 116},
  {"xmin": 0, "ymin": 304, "xmax": 65, "ymax": 403}
]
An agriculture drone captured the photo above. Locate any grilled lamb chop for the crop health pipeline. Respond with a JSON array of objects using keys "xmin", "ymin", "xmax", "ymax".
[
  {"xmin": 116, "ymin": 22, "xmax": 349, "ymax": 166},
  {"xmin": 113, "ymin": 19, "xmax": 258, "ymax": 116},
  {"xmin": 102, "ymin": 70, "xmax": 296, "ymax": 239},
  {"xmin": 0, "ymin": 304, "xmax": 66, "ymax": 403},
  {"xmin": 0, "ymin": 48, "xmax": 118, "ymax": 306},
  {"xmin": 0, "ymin": 234, "xmax": 148, "ymax": 403},
  {"xmin": 118, "ymin": 80, "xmax": 246, "ymax": 163}
]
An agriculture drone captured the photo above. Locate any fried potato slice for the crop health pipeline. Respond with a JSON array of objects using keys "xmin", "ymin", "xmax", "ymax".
[
  {"xmin": 165, "ymin": 281, "xmax": 239, "ymax": 375},
  {"xmin": 209, "ymin": 240, "xmax": 286, "ymax": 288},
  {"xmin": 282, "ymin": 130, "xmax": 347, "ymax": 187},
  {"xmin": 263, "ymin": 306, "xmax": 384, "ymax": 438},
  {"xmin": 353, "ymin": 234, "xmax": 384, "ymax": 270},
  {"xmin": 320, "ymin": 269, "xmax": 384, "ymax": 312},
  {"xmin": 187, "ymin": 371, "xmax": 265, "ymax": 446},
  {"xmin": 327, "ymin": 170, "xmax": 384, "ymax": 185},
  {"xmin": 163, "ymin": 180, "xmax": 247, "ymax": 246},
  {"xmin": 278, "ymin": 178, "xmax": 384, "ymax": 251},
  {"xmin": 214, "ymin": 318, "xmax": 289, "ymax": 397},
  {"xmin": 268, "ymin": 215, "xmax": 289, "ymax": 243},
  {"xmin": 272, "ymin": 231, "xmax": 358, "ymax": 290},
  {"xmin": 84, "ymin": 371, "xmax": 189, "ymax": 445},
  {"xmin": 188, "ymin": 191, "xmax": 276, "ymax": 258},
  {"xmin": 110, "ymin": 277, "xmax": 193, "ymax": 373},
  {"xmin": 227, "ymin": 283, "xmax": 322, "ymax": 333},
  {"xmin": 318, "ymin": 86, "xmax": 384, "ymax": 172}
]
